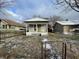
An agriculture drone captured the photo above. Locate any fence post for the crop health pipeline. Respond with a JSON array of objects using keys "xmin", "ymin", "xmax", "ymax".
[
  {"xmin": 62, "ymin": 42, "xmax": 64, "ymax": 59},
  {"xmin": 64, "ymin": 42, "xmax": 67, "ymax": 59},
  {"xmin": 62, "ymin": 42, "xmax": 67, "ymax": 59},
  {"xmin": 44, "ymin": 42, "xmax": 46, "ymax": 59},
  {"xmin": 41, "ymin": 42, "xmax": 43, "ymax": 59}
]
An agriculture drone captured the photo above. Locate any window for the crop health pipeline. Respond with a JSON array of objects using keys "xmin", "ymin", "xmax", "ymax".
[
  {"xmin": 9, "ymin": 25, "xmax": 15, "ymax": 29},
  {"xmin": 3, "ymin": 25, "xmax": 7, "ymax": 29}
]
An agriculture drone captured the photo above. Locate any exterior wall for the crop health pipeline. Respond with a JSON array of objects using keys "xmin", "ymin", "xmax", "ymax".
[
  {"xmin": 15, "ymin": 27, "xmax": 21, "ymax": 30},
  {"xmin": 54, "ymin": 23, "xmax": 63, "ymax": 33},
  {"xmin": 0, "ymin": 21, "xmax": 9, "ymax": 30},
  {"xmin": 0, "ymin": 21, "xmax": 7, "ymax": 29},
  {"xmin": 70, "ymin": 25, "xmax": 79, "ymax": 34},
  {"xmin": 9, "ymin": 25, "xmax": 15, "ymax": 30},
  {"xmin": 63, "ymin": 25, "xmax": 70, "ymax": 34},
  {"xmin": 54, "ymin": 23, "xmax": 74, "ymax": 34},
  {"xmin": 15, "ymin": 26, "xmax": 25, "ymax": 30},
  {"xmin": 0, "ymin": 21, "xmax": 24, "ymax": 30},
  {"xmin": 37, "ymin": 24, "xmax": 47, "ymax": 32},
  {"xmin": 0, "ymin": 21, "xmax": 15, "ymax": 30},
  {"xmin": 26, "ymin": 32, "xmax": 48, "ymax": 36},
  {"xmin": 63, "ymin": 25, "xmax": 76, "ymax": 34}
]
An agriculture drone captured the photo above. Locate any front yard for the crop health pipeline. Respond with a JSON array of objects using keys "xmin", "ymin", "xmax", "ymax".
[
  {"xmin": 0, "ymin": 35, "xmax": 42, "ymax": 59},
  {"xmin": 0, "ymin": 32, "xmax": 79, "ymax": 59}
]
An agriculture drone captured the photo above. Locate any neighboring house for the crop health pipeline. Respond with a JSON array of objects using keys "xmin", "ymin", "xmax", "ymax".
[
  {"xmin": 0, "ymin": 19, "xmax": 25, "ymax": 30},
  {"xmin": 54, "ymin": 21, "xmax": 79, "ymax": 34},
  {"xmin": 24, "ymin": 18, "xmax": 48, "ymax": 36}
]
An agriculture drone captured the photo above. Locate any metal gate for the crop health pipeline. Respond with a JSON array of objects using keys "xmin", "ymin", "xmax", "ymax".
[
  {"xmin": 41, "ymin": 41, "xmax": 63, "ymax": 59},
  {"xmin": 41, "ymin": 41, "xmax": 79, "ymax": 59}
]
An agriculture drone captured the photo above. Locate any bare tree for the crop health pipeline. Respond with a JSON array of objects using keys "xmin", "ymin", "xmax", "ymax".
[
  {"xmin": 55, "ymin": 0, "xmax": 79, "ymax": 12},
  {"xmin": 48, "ymin": 16, "xmax": 63, "ymax": 32},
  {"xmin": 49, "ymin": 16, "xmax": 63, "ymax": 26}
]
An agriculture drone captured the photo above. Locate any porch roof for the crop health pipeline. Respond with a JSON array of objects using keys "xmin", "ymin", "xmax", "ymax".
[
  {"xmin": 24, "ymin": 18, "xmax": 48, "ymax": 22},
  {"xmin": 56, "ymin": 20, "xmax": 79, "ymax": 25}
]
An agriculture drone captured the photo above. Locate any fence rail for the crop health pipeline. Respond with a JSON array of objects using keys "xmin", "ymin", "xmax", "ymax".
[{"xmin": 0, "ymin": 30, "xmax": 25, "ymax": 39}]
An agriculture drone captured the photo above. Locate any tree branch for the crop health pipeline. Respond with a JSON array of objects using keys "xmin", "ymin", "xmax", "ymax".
[
  {"xmin": 74, "ymin": 0, "xmax": 79, "ymax": 8},
  {"xmin": 65, "ymin": 0, "xmax": 79, "ymax": 12}
]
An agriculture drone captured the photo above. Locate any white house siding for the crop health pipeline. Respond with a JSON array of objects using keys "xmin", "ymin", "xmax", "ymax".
[{"xmin": 63, "ymin": 25, "xmax": 70, "ymax": 34}]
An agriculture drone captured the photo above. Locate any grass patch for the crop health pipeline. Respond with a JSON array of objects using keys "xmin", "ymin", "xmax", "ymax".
[
  {"xmin": 69, "ymin": 35, "xmax": 79, "ymax": 40},
  {"xmin": 48, "ymin": 33, "xmax": 79, "ymax": 41}
]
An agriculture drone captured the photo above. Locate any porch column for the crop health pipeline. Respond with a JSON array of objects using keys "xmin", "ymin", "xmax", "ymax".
[
  {"xmin": 7, "ymin": 25, "xmax": 9, "ymax": 29},
  {"xmin": 36, "ymin": 24, "xmax": 38, "ymax": 32},
  {"xmin": 46, "ymin": 24, "xmax": 48, "ymax": 32},
  {"xmin": 26, "ymin": 24, "xmax": 28, "ymax": 32}
]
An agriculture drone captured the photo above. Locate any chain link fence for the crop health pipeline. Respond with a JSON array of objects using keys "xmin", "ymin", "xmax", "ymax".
[{"xmin": 41, "ymin": 40, "xmax": 79, "ymax": 59}]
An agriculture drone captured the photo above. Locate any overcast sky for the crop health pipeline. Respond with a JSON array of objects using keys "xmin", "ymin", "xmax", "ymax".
[{"xmin": 0, "ymin": 0, "xmax": 79, "ymax": 22}]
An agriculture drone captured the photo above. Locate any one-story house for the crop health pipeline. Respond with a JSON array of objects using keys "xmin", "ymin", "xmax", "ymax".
[
  {"xmin": 24, "ymin": 18, "xmax": 48, "ymax": 36},
  {"xmin": 54, "ymin": 20, "xmax": 79, "ymax": 34},
  {"xmin": 0, "ymin": 19, "xmax": 25, "ymax": 30}
]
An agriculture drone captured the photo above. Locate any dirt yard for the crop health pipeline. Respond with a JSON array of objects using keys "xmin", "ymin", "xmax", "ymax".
[
  {"xmin": 0, "ymin": 33, "xmax": 79, "ymax": 59},
  {"xmin": 0, "ymin": 35, "xmax": 42, "ymax": 59}
]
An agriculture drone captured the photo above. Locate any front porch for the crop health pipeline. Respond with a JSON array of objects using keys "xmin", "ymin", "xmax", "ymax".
[{"xmin": 26, "ymin": 24, "xmax": 48, "ymax": 36}]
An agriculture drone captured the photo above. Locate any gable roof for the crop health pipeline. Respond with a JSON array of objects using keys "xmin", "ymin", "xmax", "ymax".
[
  {"xmin": 24, "ymin": 18, "xmax": 48, "ymax": 22},
  {"xmin": 0, "ymin": 19, "xmax": 25, "ymax": 27},
  {"xmin": 56, "ymin": 20, "xmax": 79, "ymax": 25}
]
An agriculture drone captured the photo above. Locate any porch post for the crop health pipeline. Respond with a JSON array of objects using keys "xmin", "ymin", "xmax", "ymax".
[
  {"xmin": 46, "ymin": 24, "xmax": 48, "ymax": 32},
  {"xmin": 36, "ymin": 24, "xmax": 38, "ymax": 32},
  {"xmin": 26, "ymin": 24, "xmax": 28, "ymax": 32},
  {"xmin": 7, "ymin": 25, "xmax": 9, "ymax": 29},
  {"xmin": 27, "ymin": 24, "xmax": 30, "ymax": 32}
]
